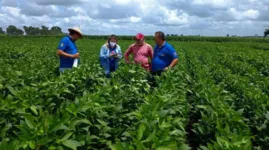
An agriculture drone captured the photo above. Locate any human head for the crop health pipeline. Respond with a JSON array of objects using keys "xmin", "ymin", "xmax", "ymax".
[
  {"xmin": 108, "ymin": 34, "xmax": 118, "ymax": 48},
  {"xmin": 135, "ymin": 33, "xmax": 144, "ymax": 46},
  {"xmin": 154, "ymin": 31, "xmax": 165, "ymax": 45},
  {"xmin": 68, "ymin": 27, "xmax": 83, "ymax": 41}
]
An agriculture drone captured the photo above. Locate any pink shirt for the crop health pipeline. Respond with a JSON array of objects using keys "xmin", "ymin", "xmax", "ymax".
[{"xmin": 124, "ymin": 43, "xmax": 153, "ymax": 71}]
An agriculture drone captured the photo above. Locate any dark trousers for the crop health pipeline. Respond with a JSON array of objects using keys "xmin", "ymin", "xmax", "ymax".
[
  {"xmin": 151, "ymin": 70, "xmax": 163, "ymax": 76},
  {"xmin": 148, "ymin": 70, "xmax": 163, "ymax": 88}
]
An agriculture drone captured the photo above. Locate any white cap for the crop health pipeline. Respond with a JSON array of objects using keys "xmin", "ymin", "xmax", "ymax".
[{"xmin": 68, "ymin": 27, "xmax": 83, "ymax": 38}]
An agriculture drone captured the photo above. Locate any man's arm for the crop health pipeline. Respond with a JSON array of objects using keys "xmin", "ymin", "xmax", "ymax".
[
  {"xmin": 164, "ymin": 46, "xmax": 179, "ymax": 70},
  {"xmin": 56, "ymin": 38, "xmax": 79, "ymax": 59},
  {"xmin": 169, "ymin": 58, "xmax": 178, "ymax": 68},
  {"xmin": 124, "ymin": 45, "xmax": 133, "ymax": 64},
  {"xmin": 57, "ymin": 50, "xmax": 79, "ymax": 58}
]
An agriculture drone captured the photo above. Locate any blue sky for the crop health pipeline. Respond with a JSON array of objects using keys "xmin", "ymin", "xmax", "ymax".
[{"xmin": 0, "ymin": 0, "xmax": 269, "ymax": 36}]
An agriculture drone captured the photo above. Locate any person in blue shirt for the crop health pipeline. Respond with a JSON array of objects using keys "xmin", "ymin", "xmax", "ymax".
[
  {"xmin": 56, "ymin": 27, "xmax": 82, "ymax": 73},
  {"xmin": 151, "ymin": 31, "xmax": 179, "ymax": 76},
  {"xmin": 100, "ymin": 34, "xmax": 122, "ymax": 78}
]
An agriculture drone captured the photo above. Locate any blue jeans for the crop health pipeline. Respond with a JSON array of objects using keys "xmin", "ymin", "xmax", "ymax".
[
  {"xmin": 100, "ymin": 57, "xmax": 119, "ymax": 76},
  {"xmin": 59, "ymin": 68, "xmax": 70, "ymax": 73}
]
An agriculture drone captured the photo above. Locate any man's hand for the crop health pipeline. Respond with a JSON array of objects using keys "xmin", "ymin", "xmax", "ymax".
[{"xmin": 72, "ymin": 53, "xmax": 80, "ymax": 59}]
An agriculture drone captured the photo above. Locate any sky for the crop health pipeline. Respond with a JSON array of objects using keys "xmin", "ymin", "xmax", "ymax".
[{"xmin": 0, "ymin": 0, "xmax": 269, "ymax": 36}]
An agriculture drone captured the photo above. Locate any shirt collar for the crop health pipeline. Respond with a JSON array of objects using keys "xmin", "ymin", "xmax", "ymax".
[
  {"xmin": 108, "ymin": 44, "xmax": 117, "ymax": 50},
  {"xmin": 135, "ymin": 42, "xmax": 145, "ymax": 47},
  {"xmin": 68, "ymin": 36, "xmax": 75, "ymax": 42},
  {"xmin": 157, "ymin": 41, "xmax": 166, "ymax": 50}
]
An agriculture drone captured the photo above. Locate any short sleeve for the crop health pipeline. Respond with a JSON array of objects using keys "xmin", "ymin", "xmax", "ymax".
[
  {"xmin": 168, "ymin": 46, "xmax": 178, "ymax": 59},
  {"xmin": 116, "ymin": 45, "xmax": 122, "ymax": 59},
  {"xmin": 100, "ymin": 45, "xmax": 109, "ymax": 58},
  {"xmin": 57, "ymin": 38, "xmax": 69, "ymax": 51},
  {"xmin": 147, "ymin": 44, "xmax": 154, "ymax": 59}
]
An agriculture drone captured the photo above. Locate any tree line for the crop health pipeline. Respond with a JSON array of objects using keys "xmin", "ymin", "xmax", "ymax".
[
  {"xmin": 265, "ymin": 27, "xmax": 269, "ymax": 37},
  {"xmin": 0, "ymin": 25, "xmax": 64, "ymax": 36},
  {"xmin": 0, "ymin": 25, "xmax": 268, "ymax": 37}
]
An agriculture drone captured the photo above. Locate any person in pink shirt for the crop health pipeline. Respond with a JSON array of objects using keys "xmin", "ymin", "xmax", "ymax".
[{"xmin": 124, "ymin": 33, "xmax": 154, "ymax": 71}]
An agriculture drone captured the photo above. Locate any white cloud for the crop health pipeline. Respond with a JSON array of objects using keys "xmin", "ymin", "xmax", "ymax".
[
  {"xmin": 0, "ymin": 0, "xmax": 268, "ymax": 36},
  {"xmin": 130, "ymin": 16, "xmax": 141, "ymax": 23},
  {"xmin": 192, "ymin": 0, "xmax": 233, "ymax": 8},
  {"xmin": 228, "ymin": 8, "xmax": 260, "ymax": 20},
  {"xmin": 242, "ymin": 9, "xmax": 260, "ymax": 19},
  {"xmin": 159, "ymin": 7, "xmax": 189, "ymax": 25}
]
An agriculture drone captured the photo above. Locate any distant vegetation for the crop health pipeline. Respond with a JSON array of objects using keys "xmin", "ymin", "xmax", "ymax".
[
  {"xmin": 264, "ymin": 28, "xmax": 269, "ymax": 37},
  {"xmin": 1, "ymin": 25, "xmax": 269, "ymax": 42},
  {"xmin": 0, "ymin": 25, "xmax": 64, "ymax": 36}
]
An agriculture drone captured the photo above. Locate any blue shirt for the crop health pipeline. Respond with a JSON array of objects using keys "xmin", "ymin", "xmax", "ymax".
[
  {"xmin": 152, "ymin": 42, "xmax": 178, "ymax": 72},
  {"xmin": 57, "ymin": 36, "xmax": 78, "ymax": 68}
]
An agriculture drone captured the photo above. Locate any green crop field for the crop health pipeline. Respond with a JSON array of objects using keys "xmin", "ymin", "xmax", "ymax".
[{"xmin": 1, "ymin": 36, "xmax": 269, "ymax": 150}]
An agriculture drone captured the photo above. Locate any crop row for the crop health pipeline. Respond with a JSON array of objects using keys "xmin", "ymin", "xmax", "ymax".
[
  {"xmin": 183, "ymin": 48, "xmax": 252, "ymax": 149},
  {"xmin": 196, "ymin": 48, "xmax": 269, "ymax": 149}
]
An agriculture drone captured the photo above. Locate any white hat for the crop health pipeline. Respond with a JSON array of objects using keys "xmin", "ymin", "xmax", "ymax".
[{"xmin": 68, "ymin": 27, "xmax": 83, "ymax": 38}]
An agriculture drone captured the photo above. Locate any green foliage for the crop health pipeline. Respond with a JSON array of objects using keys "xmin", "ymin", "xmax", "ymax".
[
  {"xmin": 6, "ymin": 25, "xmax": 24, "ymax": 36},
  {"xmin": 264, "ymin": 29, "xmax": 269, "ymax": 37},
  {"xmin": 0, "ymin": 37, "xmax": 269, "ymax": 149},
  {"xmin": 0, "ymin": 27, "xmax": 5, "ymax": 35},
  {"xmin": 23, "ymin": 25, "xmax": 63, "ymax": 36}
]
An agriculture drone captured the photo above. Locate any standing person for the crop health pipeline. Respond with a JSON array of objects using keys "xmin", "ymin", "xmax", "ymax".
[
  {"xmin": 100, "ymin": 34, "xmax": 122, "ymax": 78},
  {"xmin": 124, "ymin": 33, "xmax": 153, "ymax": 71},
  {"xmin": 151, "ymin": 31, "xmax": 178, "ymax": 76},
  {"xmin": 56, "ymin": 27, "xmax": 82, "ymax": 73}
]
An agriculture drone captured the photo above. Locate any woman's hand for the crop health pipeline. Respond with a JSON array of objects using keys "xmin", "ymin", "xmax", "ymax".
[{"xmin": 110, "ymin": 54, "xmax": 118, "ymax": 58}]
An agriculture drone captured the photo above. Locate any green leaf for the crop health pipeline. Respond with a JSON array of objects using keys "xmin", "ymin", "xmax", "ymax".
[
  {"xmin": 52, "ymin": 124, "xmax": 71, "ymax": 132},
  {"xmin": 63, "ymin": 89, "xmax": 72, "ymax": 94},
  {"xmin": 196, "ymin": 105, "xmax": 207, "ymax": 109},
  {"xmin": 7, "ymin": 86, "xmax": 17, "ymax": 96},
  {"xmin": 128, "ymin": 70, "xmax": 136, "ymax": 74},
  {"xmin": 29, "ymin": 141, "xmax": 36, "ymax": 149},
  {"xmin": 25, "ymin": 117, "xmax": 34, "ymax": 129},
  {"xmin": 30, "ymin": 105, "xmax": 38, "ymax": 116},
  {"xmin": 62, "ymin": 139, "xmax": 82, "ymax": 150},
  {"xmin": 142, "ymin": 129, "xmax": 155, "ymax": 143},
  {"xmin": 71, "ymin": 119, "xmax": 91, "ymax": 129},
  {"xmin": 216, "ymin": 136, "xmax": 223, "ymax": 147},
  {"xmin": 57, "ymin": 146, "xmax": 65, "ymax": 150},
  {"xmin": 137, "ymin": 124, "xmax": 146, "ymax": 140},
  {"xmin": 0, "ymin": 118, "xmax": 6, "ymax": 124},
  {"xmin": 198, "ymin": 126, "xmax": 204, "ymax": 134},
  {"xmin": 48, "ymin": 146, "xmax": 57, "ymax": 150},
  {"xmin": 265, "ymin": 111, "xmax": 269, "ymax": 120},
  {"xmin": 156, "ymin": 147, "xmax": 171, "ymax": 150},
  {"xmin": 109, "ymin": 143, "xmax": 124, "ymax": 150},
  {"xmin": 159, "ymin": 110, "xmax": 169, "ymax": 117},
  {"xmin": 199, "ymin": 146, "xmax": 209, "ymax": 150},
  {"xmin": 179, "ymin": 144, "xmax": 190, "ymax": 150},
  {"xmin": 1, "ymin": 123, "xmax": 12, "ymax": 137},
  {"xmin": 37, "ymin": 137, "xmax": 53, "ymax": 145},
  {"xmin": 97, "ymin": 119, "xmax": 107, "ymax": 126},
  {"xmin": 60, "ymin": 132, "xmax": 73, "ymax": 142},
  {"xmin": 237, "ymin": 109, "xmax": 244, "ymax": 115}
]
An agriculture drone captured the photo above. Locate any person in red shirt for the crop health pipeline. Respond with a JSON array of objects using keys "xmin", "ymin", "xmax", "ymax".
[{"xmin": 124, "ymin": 33, "xmax": 154, "ymax": 71}]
